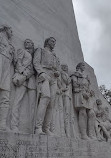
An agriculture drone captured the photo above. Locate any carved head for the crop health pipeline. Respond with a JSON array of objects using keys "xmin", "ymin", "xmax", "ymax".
[
  {"xmin": 105, "ymin": 107, "xmax": 109, "ymax": 113},
  {"xmin": 24, "ymin": 39, "xmax": 34, "ymax": 50},
  {"xmin": 96, "ymin": 99, "xmax": 102, "ymax": 106},
  {"xmin": 61, "ymin": 64, "xmax": 68, "ymax": 73},
  {"xmin": 76, "ymin": 62, "xmax": 85, "ymax": 72},
  {"xmin": 44, "ymin": 37, "xmax": 56, "ymax": 51},
  {"xmin": 0, "ymin": 25, "xmax": 13, "ymax": 39}
]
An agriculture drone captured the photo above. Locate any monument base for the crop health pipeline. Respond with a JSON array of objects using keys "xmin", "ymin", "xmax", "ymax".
[{"xmin": 0, "ymin": 132, "xmax": 111, "ymax": 158}]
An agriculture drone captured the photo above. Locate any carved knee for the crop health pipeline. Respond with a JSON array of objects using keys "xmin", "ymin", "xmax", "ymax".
[
  {"xmin": 79, "ymin": 109, "xmax": 87, "ymax": 118},
  {"xmin": 88, "ymin": 110, "xmax": 95, "ymax": 118}
]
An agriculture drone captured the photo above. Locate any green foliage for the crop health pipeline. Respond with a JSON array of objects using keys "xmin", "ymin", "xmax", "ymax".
[{"xmin": 99, "ymin": 85, "xmax": 111, "ymax": 105}]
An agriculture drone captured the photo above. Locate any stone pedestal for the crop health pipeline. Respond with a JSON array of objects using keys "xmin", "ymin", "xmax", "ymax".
[{"xmin": 0, "ymin": 132, "xmax": 111, "ymax": 158}]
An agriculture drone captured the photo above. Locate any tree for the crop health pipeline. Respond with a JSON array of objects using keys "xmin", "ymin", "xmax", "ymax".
[{"xmin": 99, "ymin": 85, "xmax": 111, "ymax": 105}]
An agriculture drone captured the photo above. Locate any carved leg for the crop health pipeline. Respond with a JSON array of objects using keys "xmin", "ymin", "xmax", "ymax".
[
  {"xmin": 50, "ymin": 92, "xmax": 65, "ymax": 137},
  {"xmin": 0, "ymin": 90, "xmax": 9, "ymax": 131},
  {"xmin": 63, "ymin": 96, "xmax": 71, "ymax": 137},
  {"xmin": 95, "ymin": 121, "xmax": 103, "ymax": 141},
  {"xmin": 43, "ymin": 80, "xmax": 57, "ymax": 136},
  {"xmin": 35, "ymin": 97, "xmax": 50, "ymax": 135},
  {"xmin": 50, "ymin": 96, "xmax": 57, "ymax": 134},
  {"xmin": 28, "ymin": 89, "xmax": 36, "ymax": 133},
  {"xmin": 11, "ymin": 86, "xmax": 26, "ymax": 132},
  {"xmin": 79, "ymin": 108, "xmax": 89, "ymax": 140},
  {"xmin": 35, "ymin": 79, "xmax": 51, "ymax": 135},
  {"xmin": 100, "ymin": 123, "xmax": 110, "ymax": 142},
  {"xmin": 88, "ymin": 109, "xmax": 97, "ymax": 140},
  {"xmin": 59, "ymin": 94, "xmax": 66, "ymax": 137}
]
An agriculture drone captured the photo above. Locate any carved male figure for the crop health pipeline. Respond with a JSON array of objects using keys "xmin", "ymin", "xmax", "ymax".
[
  {"xmin": 71, "ymin": 62, "xmax": 96, "ymax": 140},
  {"xmin": 51, "ymin": 70, "xmax": 66, "ymax": 136},
  {"xmin": 61, "ymin": 64, "xmax": 71, "ymax": 137},
  {"xmin": 0, "ymin": 25, "xmax": 14, "ymax": 130},
  {"xmin": 11, "ymin": 39, "xmax": 36, "ymax": 132},
  {"xmin": 33, "ymin": 37, "xmax": 60, "ymax": 135},
  {"xmin": 94, "ymin": 99, "xmax": 111, "ymax": 141},
  {"xmin": 50, "ymin": 58, "xmax": 65, "ymax": 136}
]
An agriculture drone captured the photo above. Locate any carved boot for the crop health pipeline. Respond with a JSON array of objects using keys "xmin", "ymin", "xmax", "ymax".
[
  {"xmin": 12, "ymin": 127, "xmax": 20, "ymax": 133},
  {"xmin": 0, "ymin": 107, "xmax": 9, "ymax": 131},
  {"xmin": 100, "ymin": 125, "xmax": 110, "ymax": 142},
  {"xmin": 35, "ymin": 128, "xmax": 45, "ymax": 135},
  {"xmin": 35, "ymin": 97, "xmax": 50, "ymax": 135},
  {"xmin": 88, "ymin": 126, "xmax": 97, "ymax": 140},
  {"xmin": 79, "ymin": 108, "xmax": 90, "ymax": 140},
  {"xmin": 44, "ymin": 129, "xmax": 55, "ymax": 136},
  {"xmin": 88, "ymin": 110, "xmax": 97, "ymax": 140},
  {"xmin": 65, "ymin": 115, "xmax": 71, "ymax": 138},
  {"xmin": 81, "ymin": 129, "xmax": 90, "ymax": 140}
]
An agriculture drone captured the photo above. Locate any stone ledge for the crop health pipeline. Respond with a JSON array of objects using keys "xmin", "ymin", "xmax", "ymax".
[{"xmin": 0, "ymin": 132, "xmax": 111, "ymax": 158}]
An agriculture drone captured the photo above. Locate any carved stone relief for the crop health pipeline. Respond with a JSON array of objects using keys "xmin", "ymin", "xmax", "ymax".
[
  {"xmin": 71, "ymin": 62, "xmax": 96, "ymax": 140},
  {"xmin": 94, "ymin": 99, "xmax": 111, "ymax": 141},
  {"xmin": 0, "ymin": 25, "xmax": 14, "ymax": 131},
  {"xmin": 11, "ymin": 39, "xmax": 36, "ymax": 133},
  {"xmin": 61, "ymin": 64, "xmax": 72, "ymax": 137},
  {"xmin": 33, "ymin": 37, "xmax": 60, "ymax": 136},
  {"xmin": 0, "ymin": 25, "xmax": 110, "ymax": 143}
]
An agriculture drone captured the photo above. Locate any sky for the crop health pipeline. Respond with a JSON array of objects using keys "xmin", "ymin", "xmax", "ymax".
[{"xmin": 72, "ymin": 0, "xmax": 111, "ymax": 89}]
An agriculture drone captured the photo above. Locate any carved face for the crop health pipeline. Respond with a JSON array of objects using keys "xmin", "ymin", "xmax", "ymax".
[
  {"xmin": 96, "ymin": 99, "xmax": 102, "ymax": 106},
  {"xmin": 80, "ymin": 63, "xmax": 85, "ymax": 72},
  {"xmin": 105, "ymin": 107, "xmax": 109, "ymax": 113},
  {"xmin": 47, "ymin": 38, "xmax": 56, "ymax": 50},
  {"xmin": 61, "ymin": 64, "xmax": 68, "ymax": 72},
  {"xmin": 76, "ymin": 62, "xmax": 85, "ymax": 72},
  {"xmin": 24, "ymin": 39, "xmax": 34, "ymax": 50}
]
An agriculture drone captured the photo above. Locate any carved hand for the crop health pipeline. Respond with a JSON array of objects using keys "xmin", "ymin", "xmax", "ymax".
[
  {"xmin": 82, "ymin": 93, "xmax": 89, "ymax": 100},
  {"xmin": 62, "ymin": 87, "xmax": 69, "ymax": 92},
  {"xmin": 13, "ymin": 73, "xmax": 26, "ymax": 86},
  {"xmin": 67, "ymin": 78, "xmax": 71, "ymax": 85},
  {"xmin": 19, "ymin": 66, "xmax": 25, "ymax": 74},
  {"xmin": 13, "ymin": 77, "xmax": 18, "ymax": 86}
]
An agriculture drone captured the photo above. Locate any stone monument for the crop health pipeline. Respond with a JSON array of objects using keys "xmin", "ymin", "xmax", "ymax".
[{"xmin": 0, "ymin": 0, "xmax": 111, "ymax": 158}]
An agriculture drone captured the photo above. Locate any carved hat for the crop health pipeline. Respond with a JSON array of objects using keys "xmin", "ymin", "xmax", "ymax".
[
  {"xmin": 44, "ymin": 37, "xmax": 56, "ymax": 49},
  {"xmin": 76, "ymin": 62, "xmax": 85, "ymax": 71}
]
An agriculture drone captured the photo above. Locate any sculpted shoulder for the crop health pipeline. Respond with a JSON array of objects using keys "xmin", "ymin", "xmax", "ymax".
[
  {"xmin": 34, "ymin": 47, "xmax": 42, "ymax": 53},
  {"xmin": 70, "ymin": 71, "xmax": 83, "ymax": 78}
]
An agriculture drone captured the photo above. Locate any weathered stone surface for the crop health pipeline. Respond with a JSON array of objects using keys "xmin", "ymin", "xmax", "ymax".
[
  {"xmin": 0, "ymin": 132, "xmax": 111, "ymax": 158},
  {"xmin": 0, "ymin": 0, "xmax": 111, "ymax": 157},
  {"xmin": 0, "ymin": 0, "xmax": 84, "ymax": 70}
]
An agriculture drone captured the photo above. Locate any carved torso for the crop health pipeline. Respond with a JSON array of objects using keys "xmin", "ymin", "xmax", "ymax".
[
  {"xmin": 15, "ymin": 48, "xmax": 36, "ymax": 89},
  {"xmin": 0, "ymin": 32, "xmax": 14, "ymax": 91},
  {"xmin": 95, "ymin": 106, "xmax": 106, "ymax": 122},
  {"xmin": 71, "ymin": 72, "xmax": 90, "ymax": 94},
  {"xmin": 33, "ymin": 48, "xmax": 59, "ymax": 78},
  {"xmin": 0, "ymin": 32, "xmax": 11, "ymax": 59},
  {"xmin": 71, "ymin": 71, "xmax": 91, "ymax": 109},
  {"xmin": 15, "ymin": 49, "xmax": 32, "ymax": 72},
  {"xmin": 61, "ymin": 71, "xmax": 71, "ymax": 98},
  {"xmin": 41, "ymin": 49, "xmax": 58, "ymax": 71}
]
